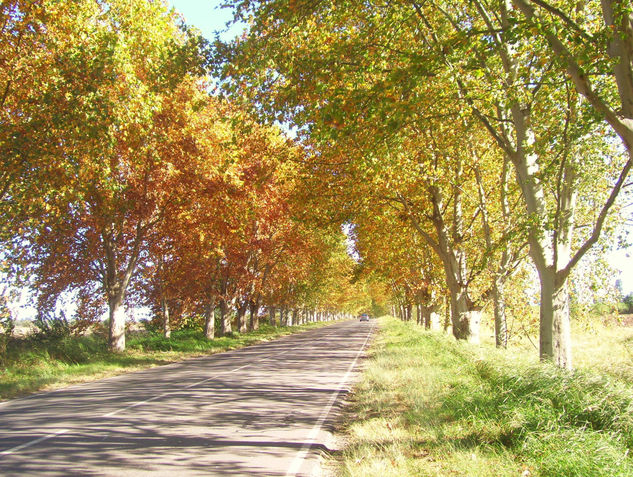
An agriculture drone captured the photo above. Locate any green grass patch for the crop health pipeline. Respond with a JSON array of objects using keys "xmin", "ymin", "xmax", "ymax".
[
  {"xmin": 0, "ymin": 321, "xmax": 334, "ymax": 402},
  {"xmin": 333, "ymin": 317, "xmax": 633, "ymax": 477}
]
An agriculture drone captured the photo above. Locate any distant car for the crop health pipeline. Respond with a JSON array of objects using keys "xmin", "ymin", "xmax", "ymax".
[{"xmin": 359, "ymin": 314, "xmax": 370, "ymax": 322}]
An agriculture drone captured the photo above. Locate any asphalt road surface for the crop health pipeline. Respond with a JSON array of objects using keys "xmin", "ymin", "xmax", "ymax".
[{"xmin": 0, "ymin": 319, "xmax": 375, "ymax": 476}]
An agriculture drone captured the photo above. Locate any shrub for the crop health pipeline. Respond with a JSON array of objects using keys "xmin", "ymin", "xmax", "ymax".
[{"xmin": 620, "ymin": 293, "xmax": 633, "ymax": 314}]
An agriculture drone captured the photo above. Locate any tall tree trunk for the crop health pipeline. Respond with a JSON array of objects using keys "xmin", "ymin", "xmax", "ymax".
[
  {"xmin": 474, "ymin": 159, "xmax": 513, "ymax": 349},
  {"xmin": 444, "ymin": 295, "xmax": 451, "ymax": 331},
  {"xmin": 288, "ymin": 309, "xmax": 295, "ymax": 326},
  {"xmin": 401, "ymin": 183, "xmax": 481, "ymax": 342},
  {"xmin": 248, "ymin": 302, "xmax": 254, "ymax": 332},
  {"xmin": 108, "ymin": 291, "xmax": 126, "ymax": 352},
  {"xmin": 103, "ymin": 232, "xmax": 141, "ymax": 351},
  {"xmin": 538, "ymin": 267, "xmax": 572, "ymax": 369}
]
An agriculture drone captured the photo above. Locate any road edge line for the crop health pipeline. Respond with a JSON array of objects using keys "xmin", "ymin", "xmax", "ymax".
[{"xmin": 285, "ymin": 321, "xmax": 376, "ymax": 476}]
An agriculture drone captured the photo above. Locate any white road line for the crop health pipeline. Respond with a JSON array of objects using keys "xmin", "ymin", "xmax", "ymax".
[
  {"xmin": 182, "ymin": 363, "xmax": 251, "ymax": 390},
  {"xmin": 0, "ymin": 429, "xmax": 69, "ymax": 456},
  {"xmin": 102, "ymin": 392, "xmax": 172, "ymax": 418},
  {"xmin": 285, "ymin": 322, "xmax": 375, "ymax": 477}
]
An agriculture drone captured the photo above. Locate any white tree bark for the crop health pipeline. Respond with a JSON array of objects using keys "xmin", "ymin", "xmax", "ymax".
[
  {"xmin": 161, "ymin": 296, "xmax": 171, "ymax": 339},
  {"xmin": 108, "ymin": 293, "xmax": 126, "ymax": 352}
]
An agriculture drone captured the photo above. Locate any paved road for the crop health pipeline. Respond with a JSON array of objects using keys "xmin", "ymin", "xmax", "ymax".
[{"xmin": 0, "ymin": 320, "xmax": 374, "ymax": 476}]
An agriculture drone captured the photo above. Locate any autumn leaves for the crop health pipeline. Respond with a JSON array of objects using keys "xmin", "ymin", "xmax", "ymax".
[
  {"xmin": 4, "ymin": 0, "xmax": 632, "ymax": 367},
  {"xmin": 1, "ymin": 0, "xmax": 364, "ymax": 351},
  {"xmin": 217, "ymin": 0, "xmax": 633, "ymax": 368}
]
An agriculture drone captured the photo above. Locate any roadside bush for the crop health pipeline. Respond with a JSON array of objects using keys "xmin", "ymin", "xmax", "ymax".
[
  {"xmin": 620, "ymin": 293, "xmax": 633, "ymax": 314},
  {"xmin": 34, "ymin": 311, "xmax": 71, "ymax": 338},
  {"xmin": 1, "ymin": 332, "xmax": 108, "ymax": 370},
  {"xmin": 128, "ymin": 329, "xmax": 208, "ymax": 352},
  {"xmin": 590, "ymin": 301, "xmax": 619, "ymax": 316},
  {"xmin": 0, "ymin": 294, "xmax": 15, "ymax": 363}
]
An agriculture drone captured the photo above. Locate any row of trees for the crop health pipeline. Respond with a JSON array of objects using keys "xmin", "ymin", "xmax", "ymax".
[
  {"xmin": 217, "ymin": 0, "xmax": 632, "ymax": 368},
  {"xmin": 0, "ymin": 0, "xmax": 370, "ymax": 351}
]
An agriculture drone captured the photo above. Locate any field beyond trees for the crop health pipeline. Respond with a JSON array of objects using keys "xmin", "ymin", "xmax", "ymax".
[{"xmin": 332, "ymin": 317, "xmax": 633, "ymax": 477}]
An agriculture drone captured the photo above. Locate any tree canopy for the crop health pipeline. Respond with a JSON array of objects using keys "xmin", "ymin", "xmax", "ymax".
[
  {"xmin": 215, "ymin": 0, "xmax": 631, "ymax": 368},
  {"xmin": 1, "ymin": 0, "xmax": 630, "ymax": 368}
]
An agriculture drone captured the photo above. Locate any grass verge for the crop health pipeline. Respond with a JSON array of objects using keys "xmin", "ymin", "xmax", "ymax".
[
  {"xmin": 332, "ymin": 316, "xmax": 633, "ymax": 477},
  {"xmin": 0, "ymin": 321, "xmax": 335, "ymax": 402}
]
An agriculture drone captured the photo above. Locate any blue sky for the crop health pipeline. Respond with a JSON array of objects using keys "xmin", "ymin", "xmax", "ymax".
[{"xmin": 167, "ymin": 0, "xmax": 243, "ymax": 41}]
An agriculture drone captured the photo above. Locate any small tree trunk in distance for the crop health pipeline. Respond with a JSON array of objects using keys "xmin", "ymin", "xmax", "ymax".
[
  {"xmin": 237, "ymin": 304, "xmax": 248, "ymax": 333},
  {"xmin": 269, "ymin": 307, "xmax": 276, "ymax": 326},
  {"xmin": 219, "ymin": 299, "xmax": 231, "ymax": 336},
  {"xmin": 450, "ymin": 292, "xmax": 482, "ymax": 344},
  {"xmin": 421, "ymin": 305, "xmax": 431, "ymax": 329},
  {"xmin": 492, "ymin": 279, "xmax": 508, "ymax": 348},
  {"xmin": 203, "ymin": 302, "xmax": 215, "ymax": 339},
  {"xmin": 444, "ymin": 295, "xmax": 451, "ymax": 332},
  {"xmin": 430, "ymin": 310, "xmax": 441, "ymax": 331},
  {"xmin": 248, "ymin": 302, "xmax": 255, "ymax": 331},
  {"xmin": 161, "ymin": 296, "xmax": 171, "ymax": 339}
]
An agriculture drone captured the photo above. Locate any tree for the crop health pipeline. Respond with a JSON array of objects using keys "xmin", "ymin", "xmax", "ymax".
[
  {"xmin": 216, "ymin": 0, "xmax": 629, "ymax": 368},
  {"xmin": 6, "ymin": 0, "xmax": 210, "ymax": 351}
]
